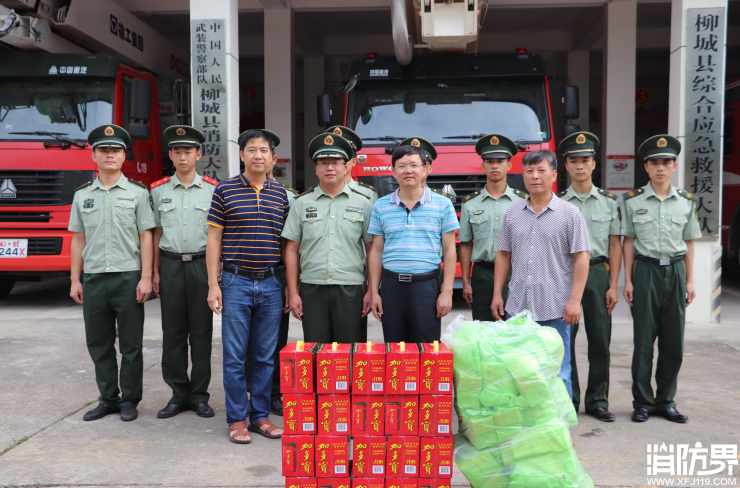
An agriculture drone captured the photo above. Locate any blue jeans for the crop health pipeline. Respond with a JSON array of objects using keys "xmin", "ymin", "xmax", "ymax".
[
  {"xmin": 220, "ymin": 270, "xmax": 282, "ymax": 426},
  {"xmin": 506, "ymin": 313, "xmax": 573, "ymax": 399}
]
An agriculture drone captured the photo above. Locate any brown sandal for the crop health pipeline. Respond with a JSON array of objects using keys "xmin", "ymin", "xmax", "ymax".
[
  {"xmin": 228, "ymin": 421, "xmax": 252, "ymax": 444},
  {"xmin": 248, "ymin": 419, "xmax": 283, "ymax": 439}
]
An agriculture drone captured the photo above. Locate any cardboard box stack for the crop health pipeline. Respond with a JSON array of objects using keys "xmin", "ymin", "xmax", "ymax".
[{"xmin": 282, "ymin": 341, "xmax": 454, "ymax": 488}]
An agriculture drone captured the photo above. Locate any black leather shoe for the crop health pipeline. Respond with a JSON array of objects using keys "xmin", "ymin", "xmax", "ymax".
[
  {"xmin": 120, "ymin": 405, "xmax": 138, "ymax": 422},
  {"xmin": 632, "ymin": 407, "xmax": 650, "ymax": 422},
  {"xmin": 83, "ymin": 403, "xmax": 118, "ymax": 421},
  {"xmin": 271, "ymin": 397, "xmax": 283, "ymax": 416},
  {"xmin": 586, "ymin": 407, "xmax": 615, "ymax": 422},
  {"xmin": 157, "ymin": 403, "xmax": 189, "ymax": 419},
  {"xmin": 658, "ymin": 407, "xmax": 688, "ymax": 423},
  {"xmin": 191, "ymin": 402, "xmax": 214, "ymax": 418}
]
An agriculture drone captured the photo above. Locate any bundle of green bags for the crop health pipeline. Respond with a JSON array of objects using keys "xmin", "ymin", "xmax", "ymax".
[{"xmin": 441, "ymin": 312, "xmax": 593, "ymax": 488}]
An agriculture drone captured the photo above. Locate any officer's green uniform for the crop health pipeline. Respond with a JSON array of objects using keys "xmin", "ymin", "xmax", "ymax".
[
  {"xmin": 68, "ymin": 124, "xmax": 156, "ymax": 409},
  {"xmin": 621, "ymin": 135, "xmax": 702, "ymax": 413},
  {"xmin": 458, "ymin": 134, "xmax": 525, "ymax": 321},
  {"xmin": 281, "ymin": 134, "xmax": 373, "ymax": 342},
  {"xmin": 151, "ymin": 125, "xmax": 215, "ymax": 407},
  {"xmin": 558, "ymin": 131, "xmax": 620, "ymax": 411}
]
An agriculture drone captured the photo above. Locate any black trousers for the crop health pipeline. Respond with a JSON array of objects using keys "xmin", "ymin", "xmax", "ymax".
[{"xmin": 379, "ymin": 275, "xmax": 441, "ymax": 342}]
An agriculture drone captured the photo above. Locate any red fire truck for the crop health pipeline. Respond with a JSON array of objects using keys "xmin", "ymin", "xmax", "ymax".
[
  {"xmin": 328, "ymin": 52, "xmax": 566, "ymax": 286},
  {"xmin": 0, "ymin": 53, "xmax": 167, "ymax": 298}
]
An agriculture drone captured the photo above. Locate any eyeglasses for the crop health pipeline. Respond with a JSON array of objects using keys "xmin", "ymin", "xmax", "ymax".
[
  {"xmin": 317, "ymin": 161, "xmax": 347, "ymax": 168},
  {"xmin": 395, "ymin": 163, "xmax": 425, "ymax": 171}
]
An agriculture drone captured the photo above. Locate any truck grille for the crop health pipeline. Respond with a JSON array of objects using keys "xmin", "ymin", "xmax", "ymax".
[
  {"xmin": 28, "ymin": 238, "xmax": 63, "ymax": 255},
  {"xmin": 425, "ymin": 174, "xmax": 488, "ymax": 212},
  {"xmin": 0, "ymin": 170, "xmax": 95, "ymax": 206}
]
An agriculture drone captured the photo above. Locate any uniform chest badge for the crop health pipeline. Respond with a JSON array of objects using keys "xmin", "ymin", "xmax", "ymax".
[
  {"xmin": 118, "ymin": 197, "xmax": 134, "ymax": 201},
  {"xmin": 306, "ymin": 206, "xmax": 317, "ymax": 212},
  {"xmin": 345, "ymin": 206, "xmax": 363, "ymax": 213},
  {"xmin": 636, "ymin": 209, "xmax": 648, "ymax": 214},
  {"xmin": 473, "ymin": 210, "xmax": 483, "ymax": 215},
  {"xmin": 83, "ymin": 198, "xmax": 94, "ymax": 209},
  {"xmin": 161, "ymin": 198, "xmax": 172, "ymax": 203},
  {"xmin": 306, "ymin": 213, "xmax": 317, "ymax": 218}
]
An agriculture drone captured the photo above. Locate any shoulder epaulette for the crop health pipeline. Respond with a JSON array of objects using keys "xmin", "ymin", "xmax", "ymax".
[
  {"xmin": 202, "ymin": 175, "xmax": 218, "ymax": 186},
  {"xmin": 676, "ymin": 189, "xmax": 698, "ymax": 202},
  {"xmin": 295, "ymin": 186, "xmax": 316, "ymax": 200},
  {"xmin": 430, "ymin": 188, "xmax": 454, "ymax": 201},
  {"xmin": 557, "ymin": 190, "xmax": 568, "ymax": 198},
  {"xmin": 597, "ymin": 188, "xmax": 618, "ymax": 200},
  {"xmin": 286, "ymin": 187, "xmax": 298, "ymax": 195},
  {"xmin": 129, "ymin": 178, "xmax": 147, "ymax": 189},
  {"xmin": 75, "ymin": 181, "xmax": 92, "ymax": 191},
  {"xmin": 514, "ymin": 189, "xmax": 529, "ymax": 199},
  {"xmin": 357, "ymin": 181, "xmax": 377, "ymax": 193},
  {"xmin": 463, "ymin": 191, "xmax": 480, "ymax": 203},
  {"xmin": 150, "ymin": 177, "xmax": 170, "ymax": 189},
  {"xmin": 351, "ymin": 187, "xmax": 371, "ymax": 199},
  {"xmin": 623, "ymin": 187, "xmax": 644, "ymax": 201}
]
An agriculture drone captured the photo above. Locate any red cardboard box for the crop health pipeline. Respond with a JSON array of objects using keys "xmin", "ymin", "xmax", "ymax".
[
  {"xmin": 317, "ymin": 480, "xmax": 351, "ymax": 488},
  {"xmin": 286, "ymin": 478, "xmax": 319, "ymax": 488},
  {"xmin": 418, "ymin": 395, "xmax": 452, "ymax": 437},
  {"xmin": 418, "ymin": 342, "xmax": 453, "ymax": 395},
  {"xmin": 416, "ymin": 480, "xmax": 451, "ymax": 488},
  {"xmin": 385, "ymin": 395, "xmax": 419, "ymax": 436},
  {"xmin": 386, "ymin": 436, "xmax": 420, "ymax": 478},
  {"xmin": 352, "ymin": 479, "xmax": 385, "ymax": 488},
  {"xmin": 281, "ymin": 342, "xmax": 318, "ymax": 394},
  {"xmin": 386, "ymin": 343, "xmax": 420, "ymax": 394},
  {"xmin": 419, "ymin": 438, "xmax": 453, "ymax": 478},
  {"xmin": 352, "ymin": 396, "xmax": 385, "ymax": 435},
  {"xmin": 352, "ymin": 342, "xmax": 386, "ymax": 395},
  {"xmin": 352, "ymin": 435, "xmax": 386, "ymax": 478},
  {"xmin": 315, "ymin": 435, "xmax": 349, "ymax": 477},
  {"xmin": 386, "ymin": 479, "xmax": 418, "ymax": 488},
  {"xmin": 318, "ymin": 394, "xmax": 351, "ymax": 435},
  {"xmin": 283, "ymin": 435, "xmax": 316, "ymax": 477},
  {"xmin": 283, "ymin": 394, "xmax": 317, "ymax": 435},
  {"xmin": 317, "ymin": 343, "xmax": 351, "ymax": 394}
]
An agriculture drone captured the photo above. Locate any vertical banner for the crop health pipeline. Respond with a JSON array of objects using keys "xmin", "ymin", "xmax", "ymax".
[
  {"xmin": 191, "ymin": 20, "xmax": 229, "ymax": 182},
  {"xmin": 685, "ymin": 8, "xmax": 726, "ymax": 238},
  {"xmin": 606, "ymin": 155, "xmax": 635, "ymax": 191}
]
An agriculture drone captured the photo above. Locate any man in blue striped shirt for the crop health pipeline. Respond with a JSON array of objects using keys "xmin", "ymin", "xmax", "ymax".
[
  {"xmin": 367, "ymin": 141, "xmax": 459, "ymax": 342},
  {"xmin": 206, "ymin": 129, "xmax": 288, "ymax": 444}
]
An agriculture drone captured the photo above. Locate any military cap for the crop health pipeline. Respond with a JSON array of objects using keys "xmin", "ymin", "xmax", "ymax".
[
  {"xmin": 163, "ymin": 125, "xmax": 206, "ymax": 148},
  {"xmin": 638, "ymin": 134, "xmax": 681, "ymax": 161},
  {"xmin": 559, "ymin": 131, "xmax": 600, "ymax": 158},
  {"xmin": 399, "ymin": 136, "xmax": 437, "ymax": 161},
  {"xmin": 326, "ymin": 126, "xmax": 362, "ymax": 152},
  {"xmin": 308, "ymin": 133, "xmax": 353, "ymax": 161},
  {"xmin": 239, "ymin": 129, "xmax": 281, "ymax": 149},
  {"xmin": 475, "ymin": 134, "xmax": 518, "ymax": 159},
  {"xmin": 87, "ymin": 124, "xmax": 130, "ymax": 149}
]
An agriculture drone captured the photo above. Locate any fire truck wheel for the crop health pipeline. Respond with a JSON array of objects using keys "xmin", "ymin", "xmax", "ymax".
[{"xmin": 0, "ymin": 276, "xmax": 16, "ymax": 299}]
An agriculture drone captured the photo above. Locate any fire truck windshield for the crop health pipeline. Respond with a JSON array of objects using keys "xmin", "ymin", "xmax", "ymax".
[
  {"xmin": 347, "ymin": 76, "xmax": 550, "ymax": 145},
  {"xmin": 0, "ymin": 79, "xmax": 114, "ymax": 143}
]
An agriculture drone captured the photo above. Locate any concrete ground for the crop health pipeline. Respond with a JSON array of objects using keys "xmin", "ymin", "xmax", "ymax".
[{"xmin": 0, "ymin": 277, "xmax": 739, "ymax": 488}]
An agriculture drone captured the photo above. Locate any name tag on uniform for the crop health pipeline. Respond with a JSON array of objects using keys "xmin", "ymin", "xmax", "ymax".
[
  {"xmin": 473, "ymin": 210, "xmax": 483, "ymax": 215},
  {"xmin": 306, "ymin": 213, "xmax": 317, "ymax": 218},
  {"xmin": 345, "ymin": 206, "xmax": 363, "ymax": 213},
  {"xmin": 83, "ymin": 198, "xmax": 94, "ymax": 209},
  {"xmin": 161, "ymin": 198, "xmax": 172, "ymax": 203},
  {"xmin": 306, "ymin": 206, "xmax": 317, "ymax": 212},
  {"xmin": 636, "ymin": 209, "xmax": 647, "ymax": 214}
]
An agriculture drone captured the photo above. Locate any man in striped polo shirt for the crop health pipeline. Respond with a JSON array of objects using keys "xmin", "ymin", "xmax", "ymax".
[
  {"xmin": 367, "ymin": 141, "xmax": 459, "ymax": 342},
  {"xmin": 206, "ymin": 129, "xmax": 288, "ymax": 444}
]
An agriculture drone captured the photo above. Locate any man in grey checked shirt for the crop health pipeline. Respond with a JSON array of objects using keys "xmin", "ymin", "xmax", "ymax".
[{"xmin": 491, "ymin": 150, "xmax": 590, "ymax": 398}]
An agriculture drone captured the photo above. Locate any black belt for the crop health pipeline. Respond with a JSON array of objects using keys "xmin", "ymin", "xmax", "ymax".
[
  {"xmin": 222, "ymin": 261, "xmax": 285, "ymax": 279},
  {"xmin": 382, "ymin": 268, "xmax": 439, "ymax": 283},
  {"xmin": 161, "ymin": 250, "xmax": 206, "ymax": 261},
  {"xmin": 636, "ymin": 254, "xmax": 685, "ymax": 266},
  {"xmin": 474, "ymin": 261, "xmax": 495, "ymax": 270},
  {"xmin": 590, "ymin": 256, "xmax": 608, "ymax": 266}
]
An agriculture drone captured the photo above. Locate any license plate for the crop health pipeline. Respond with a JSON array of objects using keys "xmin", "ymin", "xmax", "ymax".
[{"xmin": 0, "ymin": 239, "xmax": 28, "ymax": 258}]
